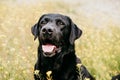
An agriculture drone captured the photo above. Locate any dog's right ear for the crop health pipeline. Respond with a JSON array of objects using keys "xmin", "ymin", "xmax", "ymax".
[
  {"xmin": 31, "ymin": 23, "xmax": 39, "ymax": 40},
  {"xmin": 31, "ymin": 14, "xmax": 46, "ymax": 40}
]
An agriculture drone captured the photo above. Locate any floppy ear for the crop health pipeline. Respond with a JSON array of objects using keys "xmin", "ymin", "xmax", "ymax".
[
  {"xmin": 69, "ymin": 23, "xmax": 82, "ymax": 45},
  {"xmin": 31, "ymin": 14, "xmax": 46, "ymax": 40},
  {"xmin": 31, "ymin": 23, "xmax": 39, "ymax": 40}
]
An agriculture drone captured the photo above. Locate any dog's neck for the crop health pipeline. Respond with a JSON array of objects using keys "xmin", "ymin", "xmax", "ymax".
[
  {"xmin": 35, "ymin": 44, "xmax": 79, "ymax": 80},
  {"xmin": 38, "ymin": 44, "xmax": 76, "ymax": 70}
]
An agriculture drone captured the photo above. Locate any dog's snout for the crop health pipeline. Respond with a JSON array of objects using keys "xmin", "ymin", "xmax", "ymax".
[{"xmin": 42, "ymin": 27, "xmax": 53, "ymax": 35}]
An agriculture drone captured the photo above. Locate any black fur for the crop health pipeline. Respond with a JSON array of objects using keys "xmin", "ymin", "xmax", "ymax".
[
  {"xmin": 112, "ymin": 74, "xmax": 120, "ymax": 80},
  {"xmin": 31, "ymin": 13, "xmax": 94, "ymax": 80}
]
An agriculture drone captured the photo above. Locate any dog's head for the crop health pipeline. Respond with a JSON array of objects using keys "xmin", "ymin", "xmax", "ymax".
[{"xmin": 31, "ymin": 13, "xmax": 82, "ymax": 57}]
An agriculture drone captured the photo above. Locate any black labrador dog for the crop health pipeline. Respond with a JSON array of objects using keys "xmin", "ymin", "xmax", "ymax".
[{"xmin": 31, "ymin": 13, "xmax": 94, "ymax": 80}]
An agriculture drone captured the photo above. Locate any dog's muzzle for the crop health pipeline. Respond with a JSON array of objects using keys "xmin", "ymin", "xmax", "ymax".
[{"xmin": 42, "ymin": 44, "xmax": 61, "ymax": 57}]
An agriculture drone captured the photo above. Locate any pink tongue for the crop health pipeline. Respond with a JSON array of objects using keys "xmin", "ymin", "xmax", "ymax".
[{"xmin": 42, "ymin": 44, "xmax": 56, "ymax": 53}]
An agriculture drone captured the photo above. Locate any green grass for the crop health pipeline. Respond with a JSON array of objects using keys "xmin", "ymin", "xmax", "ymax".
[{"xmin": 0, "ymin": 0, "xmax": 120, "ymax": 80}]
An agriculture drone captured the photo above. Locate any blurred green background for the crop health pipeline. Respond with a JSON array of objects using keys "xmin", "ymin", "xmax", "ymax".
[{"xmin": 0, "ymin": 0, "xmax": 120, "ymax": 80}]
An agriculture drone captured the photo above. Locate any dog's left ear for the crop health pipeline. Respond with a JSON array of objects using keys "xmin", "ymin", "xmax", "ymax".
[
  {"xmin": 31, "ymin": 23, "xmax": 39, "ymax": 40},
  {"xmin": 31, "ymin": 14, "xmax": 46, "ymax": 40},
  {"xmin": 69, "ymin": 23, "xmax": 82, "ymax": 45}
]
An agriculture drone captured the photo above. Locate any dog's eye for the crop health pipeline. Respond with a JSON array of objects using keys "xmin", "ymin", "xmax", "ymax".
[
  {"xmin": 57, "ymin": 20, "xmax": 65, "ymax": 26},
  {"xmin": 41, "ymin": 21, "xmax": 47, "ymax": 25},
  {"xmin": 40, "ymin": 18, "xmax": 49, "ymax": 25}
]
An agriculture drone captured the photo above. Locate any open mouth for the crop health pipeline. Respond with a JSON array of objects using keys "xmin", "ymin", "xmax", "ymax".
[
  {"xmin": 41, "ymin": 39, "xmax": 61, "ymax": 57},
  {"xmin": 42, "ymin": 44, "xmax": 56, "ymax": 53}
]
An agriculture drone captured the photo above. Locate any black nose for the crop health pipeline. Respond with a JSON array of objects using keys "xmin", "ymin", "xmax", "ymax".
[{"xmin": 42, "ymin": 27, "xmax": 53, "ymax": 35}]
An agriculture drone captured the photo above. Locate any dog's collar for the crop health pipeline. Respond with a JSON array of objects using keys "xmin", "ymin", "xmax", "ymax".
[{"xmin": 34, "ymin": 63, "xmax": 90, "ymax": 80}]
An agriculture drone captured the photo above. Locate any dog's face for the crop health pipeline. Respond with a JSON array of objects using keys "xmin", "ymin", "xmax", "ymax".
[{"xmin": 31, "ymin": 14, "xmax": 82, "ymax": 57}]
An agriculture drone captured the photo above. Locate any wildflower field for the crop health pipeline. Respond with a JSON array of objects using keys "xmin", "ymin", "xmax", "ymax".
[{"xmin": 0, "ymin": 0, "xmax": 120, "ymax": 80}]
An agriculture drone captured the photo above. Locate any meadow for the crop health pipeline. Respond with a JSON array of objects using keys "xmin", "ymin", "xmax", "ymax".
[{"xmin": 0, "ymin": 0, "xmax": 120, "ymax": 80}]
